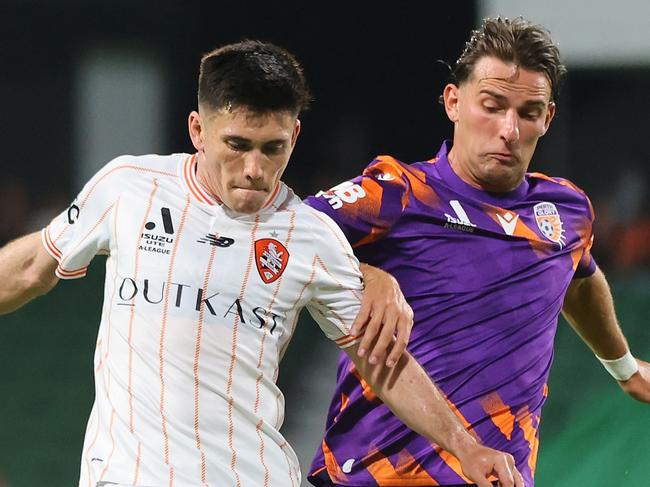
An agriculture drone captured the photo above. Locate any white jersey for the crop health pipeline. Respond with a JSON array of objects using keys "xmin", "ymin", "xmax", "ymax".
[{"xmin": 42, "ymin": 153, "xmax": 364, "ymax": 487}]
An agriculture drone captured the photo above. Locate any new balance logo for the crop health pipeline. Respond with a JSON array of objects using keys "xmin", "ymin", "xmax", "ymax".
[
  {"xmin": 197, "ymin": 234, "xmax": 235, "ymax": 247},
  {"xmin": 496, "ymin": 211, "xmax": 519, "ymax": 236}
]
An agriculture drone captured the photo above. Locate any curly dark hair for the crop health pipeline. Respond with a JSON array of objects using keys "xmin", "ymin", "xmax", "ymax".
[
  {"xmin": 450, "ymin": 17, "xmax": 567, "ymax": 102},
  {"xmin": 198, "ymin": 40, "xmax": 312, "ymax": 115}
]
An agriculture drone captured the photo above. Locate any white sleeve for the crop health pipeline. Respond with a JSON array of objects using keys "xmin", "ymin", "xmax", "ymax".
[
  {"xmin": 41, "ymin": 157, "xmax": 125, "ymax": 279},
  {"xmin": 305, "ymin": 211, "xmax": 364, "ymax": 349}
]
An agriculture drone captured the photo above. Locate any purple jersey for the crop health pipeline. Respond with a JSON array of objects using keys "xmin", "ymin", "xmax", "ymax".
[{"xmin": 304, "ymin": 141, "xmax": 596, "ymax": 487}]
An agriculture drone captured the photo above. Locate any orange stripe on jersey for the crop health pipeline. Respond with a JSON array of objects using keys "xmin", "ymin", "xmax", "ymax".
[
  {"xmin": 98, "ymin": 409, "xmax": 117, "ymax": 482},
  {"xmin": 129, "ymin": 181, "xmax": 160, "ymax": 433},
  {"xmin": 370, "ymin": 156, "xmax": 441, "ymax": 209},
  {"xmin": 84, "ymin": 409, "xmax": 101, "ymax": 487},
  {"xmin": 571, "ymin": 216, "xmax": 594, "ymax": 271},
  {"xmin": 56, "ymin": 265, "xmax": 88, "ymax": 278},
  {"xmin": 483, "ymin": 205, "xmax": 553, "ymax": 255},
  {"xmin": 314, "ymin": 253, "xmax": 363, "ymax": 303},
  {"xmin": 194, "ymin": 242, "xmax": 218, "ymax": 483},
  {"xmin": 515, "ymin": 406, "xmax": 540, "ymax": 476},
  {"xmin": 364, "ymin": 447, "xmax": 440, "ymax": 485},
  {"xmin": 432, "ymin": 396, "xmax": 492, "ymax": 482},
  {"xmin": 226, "ymin": 215, "xmax": 261, "ymax": 487},
  {"xmin": 322, "ymin": 439, "xmax": 349, "ymax": 484},
  {"xmin": 280, "ymin": 442, "xmax": 298, "ymax": 487},
  {"xmin": 262, "ymin": 181, "xmax": 281, "ymax": 209},
  {"xmin": 354, "ymin": 226, "xmax": 389, "ymax": 248},
  {"xmin": 433, "ymin": 448, "xmax": 476, "ymax": 484},
  {"xmin": 102, "ymin": 196, "xmax": 122, "ymax": 371},
  {"xmin": 312, "ymin": 211, "xmax": 363, "ymax": 289},
  {"xmin": 349, "ymin": 364, "xmax": 379, "ymax": 402},
  {"xmin": 133, "ymin": 442, "xmax": 142, "ymax": 485},
  {"xmin": 254, "ymin": 210, "xmax": 296, "ymax": 416},
  {"xmin": 256, "ymin": 420, "xmax": 271, "ymax": 487},
  {"xmin": 58, "ymin": 202, "xmax": 115, "ymax": 274},
  {"xmin": 333, "ymin": 322, "xmax": 368, "ymax": 347},
  {"xmin": 543, "ymin": 383, "xmax": 549, "ymax": 397},
  {"xmin": 53, "ymin": 164, "xmax": 177, "ymax": 245},
  {"xmin": 339, "ymin": 393, "xmax": 350, "ymax": 417},
  {"xmin": 43, "ymin": 227, "xmax": 62, "ymax": 259},
  {"xmin": 276, "ymin": 254, "xmax": 319, "ymax": 365},
  {"xmin": 184, "ymin": 154, "xmax": 216, "ymax": 205},
  {"xmin": 529, "ymin": 172, "xmax": 586, "ymax": 195},
  {"xmin": 349, "ymin": 176, "xmax": 386, "ymax": 224},
  {"xmin": 158, "ymin": 196, "xmax": 191, "ymax": 466},
  {"xmin": 480, "ymin": 392, "xmax": 516, "ymax": 440}
]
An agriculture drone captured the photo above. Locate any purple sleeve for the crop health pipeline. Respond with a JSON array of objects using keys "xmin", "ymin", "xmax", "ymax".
[{"xmin": 304, "ymin": 156, "xmax": 411, "ymax": 248}]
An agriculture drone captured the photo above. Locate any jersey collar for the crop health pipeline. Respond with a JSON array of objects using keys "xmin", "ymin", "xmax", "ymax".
[
  {"xmin": 434, "ymin": 140, "xmax": 529, "ymax": 205},
  {"xmin": 180, "ymin": 153, "xmax": 220, "ymax": 206}
]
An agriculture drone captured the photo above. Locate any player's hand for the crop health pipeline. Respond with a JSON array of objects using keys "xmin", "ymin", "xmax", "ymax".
[
  {"xmin": 351, "ymin": 263, "xmax": 413, "ymax": 368},
  {"xmin": 618, "ymin": 359, "xmax": 650, "ymax": 403},
  {"xmin": 457, "ymin": 444, "xmax": 524, "ymax": 487}
]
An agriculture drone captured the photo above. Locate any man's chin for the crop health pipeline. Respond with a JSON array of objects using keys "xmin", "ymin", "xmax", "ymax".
[{"xmin": 229, "ymin": 200, "xmax": 265, "ymax": 214}]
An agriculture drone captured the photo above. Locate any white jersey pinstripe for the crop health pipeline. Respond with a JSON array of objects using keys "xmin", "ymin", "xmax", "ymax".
[{"xmin": 42, "ymin": 153, "xmax": 364, "ymax": 487}]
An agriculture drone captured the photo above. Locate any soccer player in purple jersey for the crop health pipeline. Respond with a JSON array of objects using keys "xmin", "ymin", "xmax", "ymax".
[{"xmin": 305, "ymin": 17, "xmax": 650, "ymax": 487}]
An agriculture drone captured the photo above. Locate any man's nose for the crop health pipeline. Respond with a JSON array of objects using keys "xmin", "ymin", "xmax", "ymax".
[
  {"xmin": 501, "ymin": 109, "xmax": 520, "ymax": 144},
  {"xmin": 243, "ymin": 151, "xmax": 265, "ymax": 180}
]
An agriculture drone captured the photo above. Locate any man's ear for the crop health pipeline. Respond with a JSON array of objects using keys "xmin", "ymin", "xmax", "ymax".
[
  {"xmin": 291, "ymin": 119, "xmax": 301, "ymax": 149},
  {"xmin": 443, "ymin": 83, "xmax": 460, "ymax": 123},
  {"xmin": 188, "ymin": 110, "xmax": 205, "ymax": 152},
  {"xmin": 540, "ymin": 102, "xmax": 556, "ymax": 136}
]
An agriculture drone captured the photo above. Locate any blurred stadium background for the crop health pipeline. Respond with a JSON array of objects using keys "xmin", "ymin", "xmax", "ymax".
[{"xmin": 1, "ymin": 1, "xmax": 649, "ymax": 486}]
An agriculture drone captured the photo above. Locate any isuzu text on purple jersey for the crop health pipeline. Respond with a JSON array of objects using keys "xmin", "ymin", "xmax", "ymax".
[{"xmin": 305, "ymin": 141, "xmax": 596, "ymax": 487}]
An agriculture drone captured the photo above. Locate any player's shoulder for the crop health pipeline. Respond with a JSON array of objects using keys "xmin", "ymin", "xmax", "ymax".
[
  {"xmin": 363, "ymin": 154, "xmax": 424, "ymax": 182},
  {"xmin": 528, "ymin": 171, "xmax": 588, "ymax": 197},
  {"xmin": 100, "ymin": 153, "xmax": 185, "ymax": 178},
  {"xmin": 527, "ymin": 171, "xmax": 594, "ymax": 216},
  {"xmin": 292, "ymin": 198, "xmax": 351, "ymax": 241}
]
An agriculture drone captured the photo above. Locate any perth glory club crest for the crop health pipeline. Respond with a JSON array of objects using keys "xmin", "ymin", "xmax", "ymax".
[
  {"xmin": 534, "ymin": 202, "xmax": 566, "ymax": 248},
  {"xmin": 255, "ymin": 239, "xmax": 289, "ymax": 284}
]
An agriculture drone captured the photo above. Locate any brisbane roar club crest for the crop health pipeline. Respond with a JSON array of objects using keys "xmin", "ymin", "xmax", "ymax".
[
  {"xmin": 255, "ymin": 239, "xmax": 289, "ymax": 284},
  {"xmin": 534, "ymin": 202, "xmax": 566, "ymax": 248}
]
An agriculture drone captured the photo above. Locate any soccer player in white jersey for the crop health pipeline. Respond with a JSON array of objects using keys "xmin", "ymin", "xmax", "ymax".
[{"xmin": 0, "ymin": 41, "xmax": 523, "ymax": 487}]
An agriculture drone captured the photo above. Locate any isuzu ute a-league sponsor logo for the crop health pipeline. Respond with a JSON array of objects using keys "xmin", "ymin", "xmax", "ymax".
[
  {"xmin": 444, "ymin": 200, "xmax": 477, "ymax": 233},
  {"xmin": 140, "ymin": 207, "xmax": 175, "ymax": 255},
  {"xmin": 116, "ymin": 277, "xmax": 284, "ymax": 334}
]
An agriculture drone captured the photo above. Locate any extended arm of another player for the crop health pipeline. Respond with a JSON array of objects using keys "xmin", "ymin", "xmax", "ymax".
[
  {"xmin": 0, "ymin": 231, "xmax": 59, "ymax": 315},
  {"xmin": 343, "ymin": 343, "xmax": 523, "ymax": 487},
  {"xmin": 562, "ymin": 266, "xmax": 650, "ymax": 402},
  {"xmin": 350, "ymin": 263, "xmax": 413, "ymax": 368}
]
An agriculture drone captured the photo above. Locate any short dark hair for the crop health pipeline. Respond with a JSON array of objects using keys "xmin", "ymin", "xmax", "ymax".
[
  {"xmin": 450, "ymin": 17, "xmax": 567, "ymax": 102},
  {"xmin": 198, "ymin": 40, "xmax": 312, "ymax": 115}
]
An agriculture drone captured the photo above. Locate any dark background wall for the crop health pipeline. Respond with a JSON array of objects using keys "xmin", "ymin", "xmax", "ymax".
[{"xmin": 1, "ymin": 2, "xmax": 649, "ymax": 486}]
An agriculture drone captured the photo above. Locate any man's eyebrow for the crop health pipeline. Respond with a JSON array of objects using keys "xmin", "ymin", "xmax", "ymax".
[
  {"xmin": 479, "ymin": 89, "xmax": 548, "ymax": 108},
  {"xmin": 222, "ymin": 135, "xmax": 251, "ymax": 143}
]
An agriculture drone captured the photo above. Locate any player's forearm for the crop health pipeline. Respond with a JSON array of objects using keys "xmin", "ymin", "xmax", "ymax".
[
  {"xmin": 562, "ymin": 266, "xmax": 629, "ymax": 359},
  {"xmin": 0, "ymin": 231, "xmax": 59, "ymax": 314},
  {"xmin": 345, "ymin": 344, "xmax": 478, "ymax": 458}
]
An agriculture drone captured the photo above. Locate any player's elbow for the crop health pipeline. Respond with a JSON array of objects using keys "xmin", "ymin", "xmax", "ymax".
[
  {"xmin": 23, "ymin": 267, "xmax": 59, "ymax": 297},
  {"xmin": 0, "ymin": 269, "xmax": 58, "ymax": 315}
]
